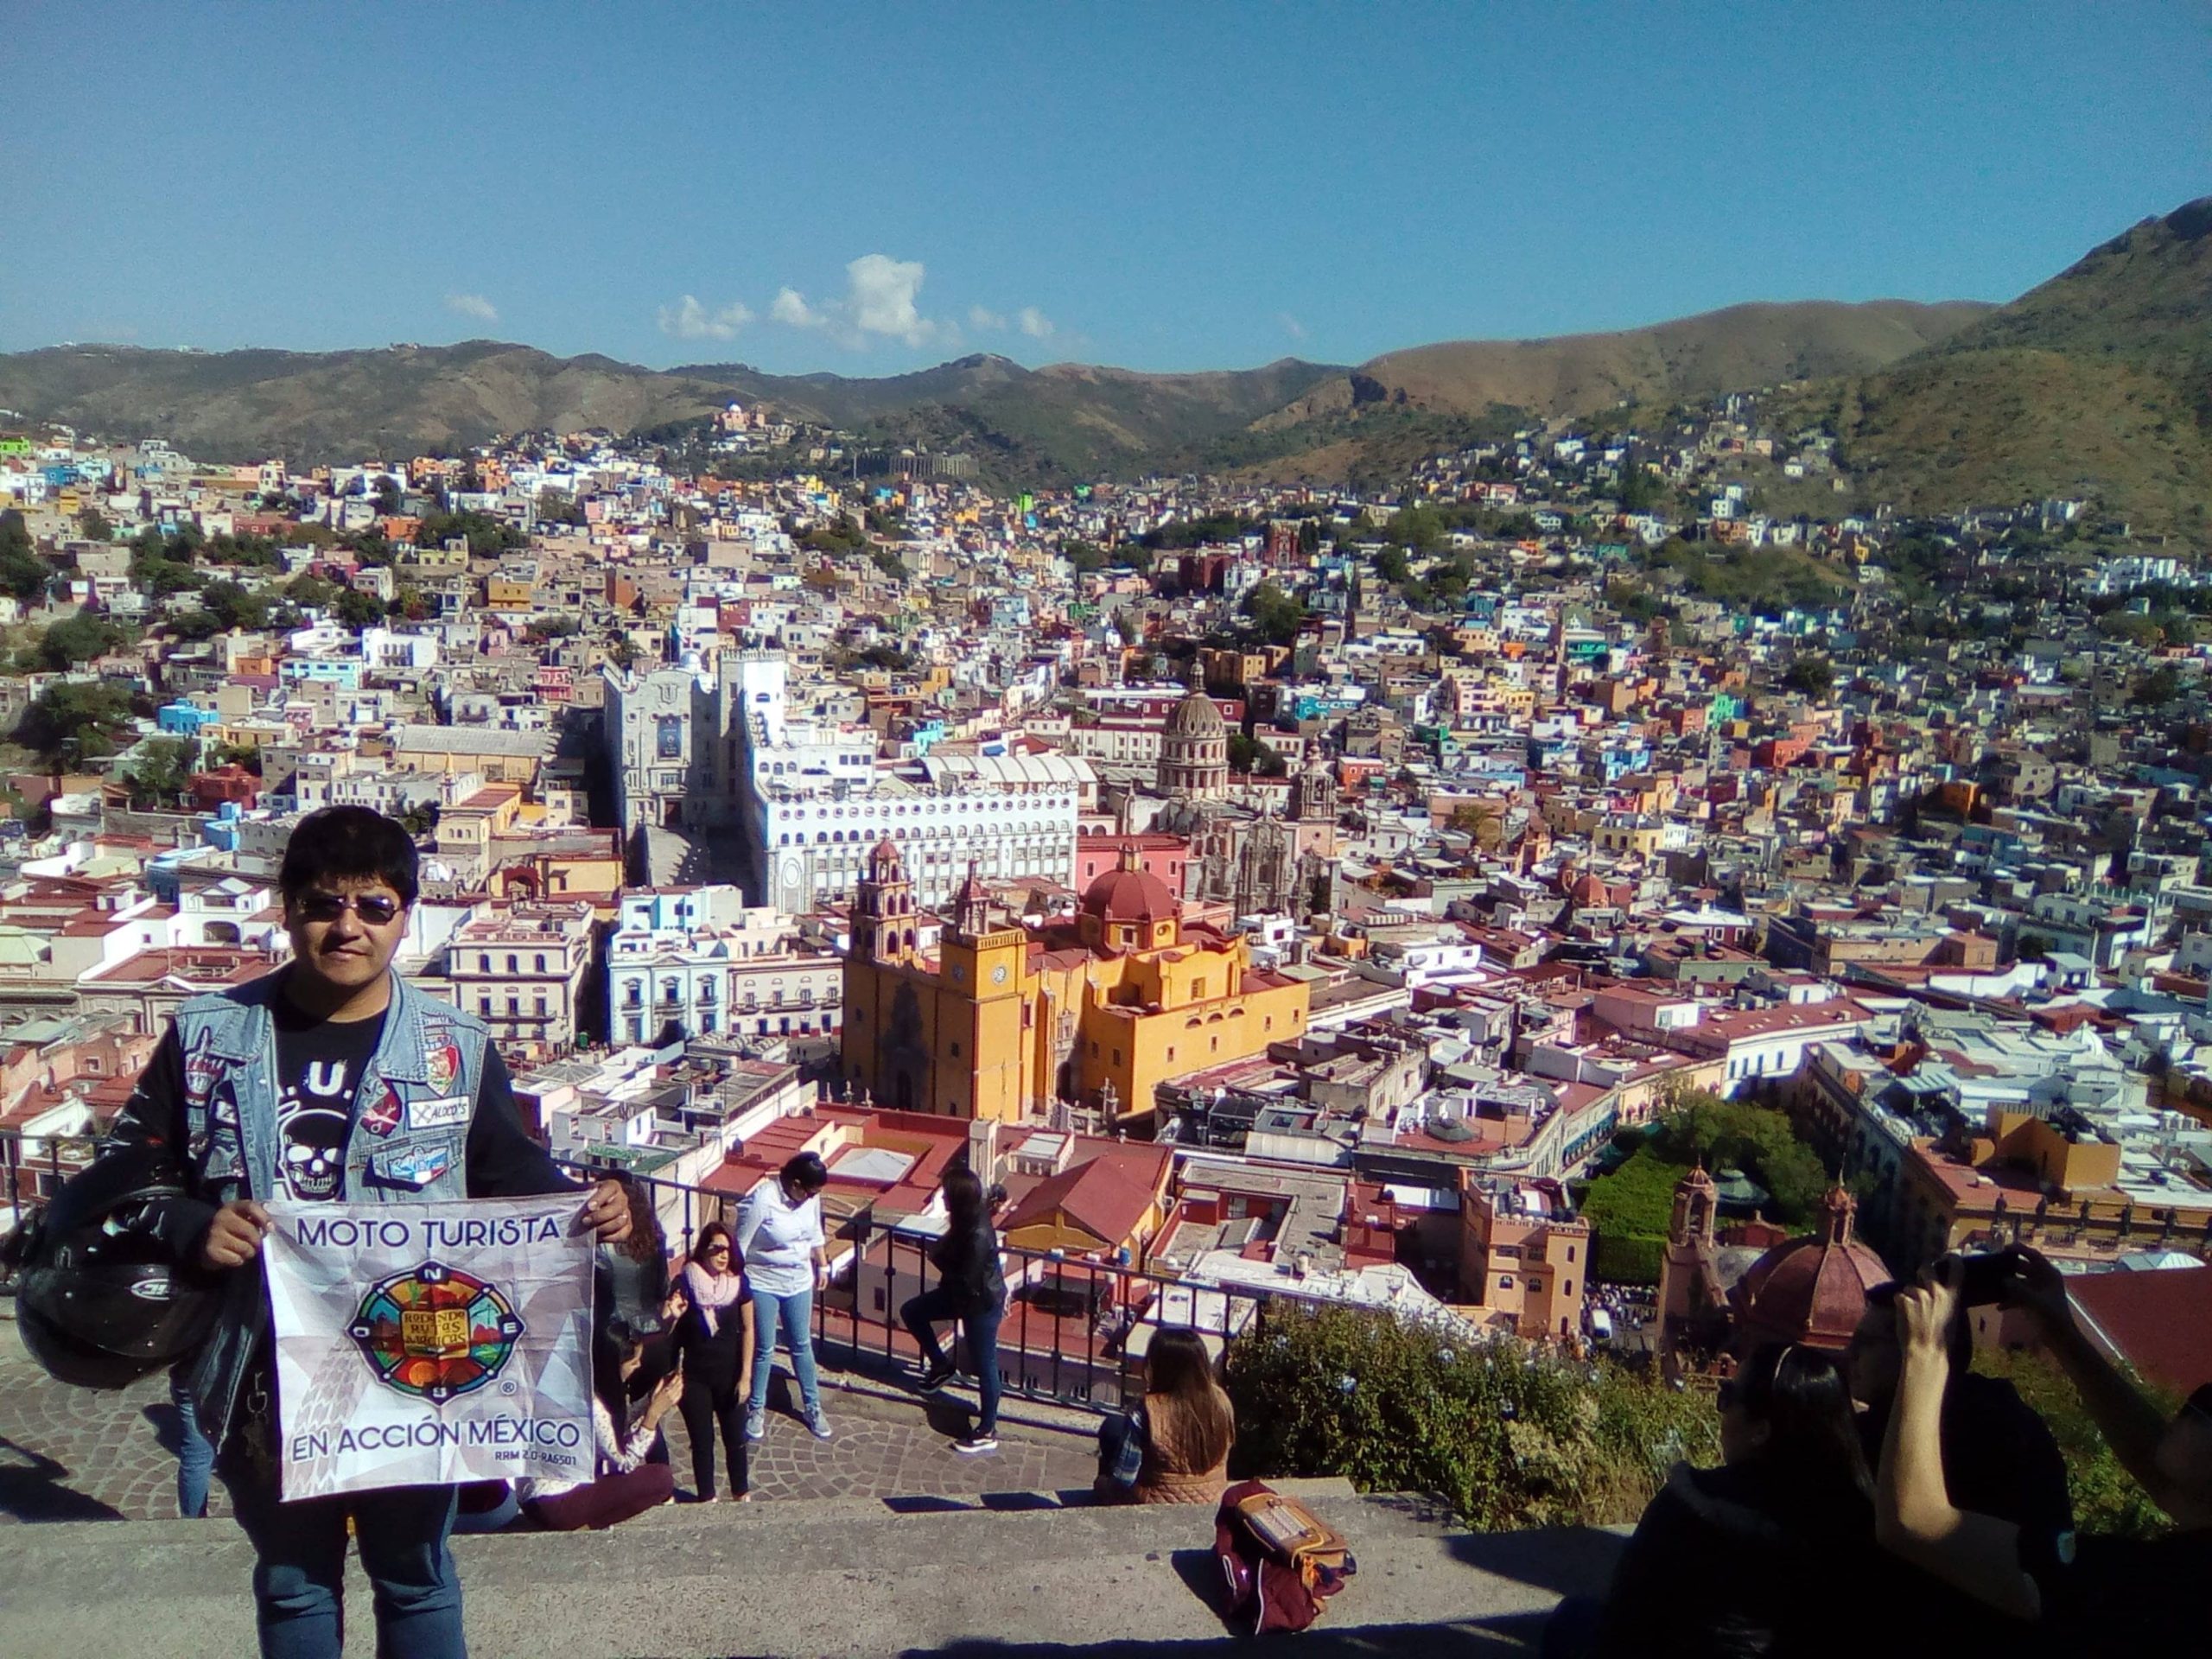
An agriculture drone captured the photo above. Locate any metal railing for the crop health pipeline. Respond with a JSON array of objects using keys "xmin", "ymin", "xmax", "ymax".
[
  {"xmin": 5, "ymin": 1134, "xmax": 1272, "ymax": 1423},
  {"xmin": 558, "ymin": 1156, "xmax": 1269, "ymax": 1419}
]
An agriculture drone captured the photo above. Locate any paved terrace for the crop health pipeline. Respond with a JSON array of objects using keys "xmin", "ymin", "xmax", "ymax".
[
  {"xmin": 0, "ymin": 1334, "xmax": 1093, "ymax": 1522},
  {"xmin": 0, "ymin": 1324, "xmax": 1626, "ymax": 1656}
]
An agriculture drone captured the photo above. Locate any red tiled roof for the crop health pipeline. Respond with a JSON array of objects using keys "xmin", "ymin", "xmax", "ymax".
[
  {"xmin": 2069, "ymin": 1267, "xmax": 2212, "ymax": 1396},
  {"xmin": 1004, "ymin": 1154, "xmax": 1160, "ymax": 1247}
]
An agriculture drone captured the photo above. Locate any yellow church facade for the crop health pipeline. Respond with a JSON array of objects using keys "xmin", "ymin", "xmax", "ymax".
[{"xmin": 840, "ymin": 839, "xmax": 1309, "ymax": 1128}]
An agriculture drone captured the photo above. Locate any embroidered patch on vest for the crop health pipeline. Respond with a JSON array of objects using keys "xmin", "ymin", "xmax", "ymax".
[
  {"xmin": 375, "ymin": 1145, "xmax": 453, "ymax": 1189},
  {"xmin": 425, "ymin": 1040, "xmax": 459, "ymax": 1092},
  {"xmin": 183, "ymin": 1027, "xmax": 222, "ymax": 1106},
  {"xmin": 360, "ymin": 1083, "xmax": 404, "ymax": 1139},
  {"xmin": 407, "ymin": 1093, "xmax": 470, "ymax": 1131}
]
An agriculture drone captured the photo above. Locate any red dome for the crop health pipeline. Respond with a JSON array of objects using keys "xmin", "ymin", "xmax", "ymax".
[
  {"xmin": 1080, "ymin": 865, "xmax": 1178, "ymax": 925},
  {"xmin": 1731, "ymin": 1187, "xmax": 1891, "ymax": 1351}
]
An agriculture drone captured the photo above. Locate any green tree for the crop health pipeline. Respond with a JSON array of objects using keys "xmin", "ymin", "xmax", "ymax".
[
  {"xmin": 76, "ymin": 507, "xmax": 111, "ymax": 541},
  {"xmin": 1227, "ymin": 732, "xmax": 1288, "ymax": 777},
  {"xmin": 1577, "ymin": 1146, "xmax": 1688, "ymax": 1284},
  {"xmin": 199, "ymin": 581, "xmax": 273, "ymax": 632},
  {"xmin": 0, "ymin": 509, "xmax": 52, "ymax": 603},
  {"xmin": 869, "ymin": 547, "xmax": 906, "ymax": 582},
  {"xmin": 1111, "ymin": 608, "xmax": 1141, "ymax": 646},
  {"xmin": 1783, "ymin": 657, "xmax": 1835, "ymax": 699},
  {"xmin": 284, "ymin": 572, "xmax": 340, "ymax": 610},
  {"xmin": 1241, "ymin": 581, "xmax": 1306, "ymax": 647},
  {"xmin": 38, "ymin": 609, "xmax": 129, "ymax": 671},
  {"xmin": 1653, "ymin": 1090, "xmax": 1827, "ymax": 1225},
  {"xmin": 207, "ymin": 739, "xmax": 263, "ymax": 775},
  {"xmin": 130, "ymin": 537, "xmax": 202, "ymax": 597},
  {"xmin": 16, "ymin": 681, "xmax": 137, "ymax": 766},
  {"xmin": 335, "ymin": 588, "xmax": 387, "ymax": 627},
  {"xmin": 1382, "ymin": 503, "xmax": 1444, "ymax": 552},
  {"xmin": 124, "ymin": 737, "xmax": 200, "ymax": 809},
  {"xmin": 1062, "ymin": 539, "xmax": 1110, "ymax": 575},
  {"xmin": 2132, "ymin": 664, "xmax": 2183, "ymax": 707},
  {"xmin": 1225, "ymin": 1302, "xmax": 1719, "ymax": 1530}
]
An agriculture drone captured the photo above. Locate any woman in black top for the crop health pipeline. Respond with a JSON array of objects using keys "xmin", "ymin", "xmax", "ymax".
[
  {"xmin": 901, "ymin": 1166, "xmax": 1007, "ymax": 1455},
  {"xmin": 672, "ymin": 1221, "xmax": 754, "ymax": 1502},
  {"xmin": 1590, "ymin": 1344, "xmax": 1887, "ymax": 1659}
]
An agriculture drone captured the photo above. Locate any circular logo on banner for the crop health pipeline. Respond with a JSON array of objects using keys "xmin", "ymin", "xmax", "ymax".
[{"xmin": 347, "ymin": 1262, "xmax": 524, "ymax": 1402}]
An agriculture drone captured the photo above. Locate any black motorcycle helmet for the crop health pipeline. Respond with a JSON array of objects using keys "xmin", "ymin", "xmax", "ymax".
[{"xmin": 6, "ymin": 1147, "xmax": 219, "ymax": 1389}]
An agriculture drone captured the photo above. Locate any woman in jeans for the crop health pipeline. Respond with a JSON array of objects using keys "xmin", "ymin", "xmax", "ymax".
[
  {"xmin": 901, "ymin": 1165, "xmax": 1007, "ymax": 1454},
  {"xmin": 736, "ymin": 1152, "xmax": 833, "ymax": 1442},
  {"xmin": 673, "ymin": 1221, "xmax": 754, "ymax": 1502}
]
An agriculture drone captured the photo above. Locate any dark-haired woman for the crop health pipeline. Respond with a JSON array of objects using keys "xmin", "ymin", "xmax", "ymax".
[
  {"xmin": 901, "ymin": 1166, "xmax": 1007, "ymax": 1454},
  {"xmin": 673, "ymin": 1221, "xmax": 753, "ymax": 1503},
  {"xmin": 738, "ymin": 1152, "xmax": 833, "ymax": 1442},
  {"xmin": 1096, "ymin": 1327, "xmax": 1236, "ymax": 1507},
  {"xmin": 517, "ymin": 1328, "xmax": 680, "ymax": 1530},
  {"xmin": 1587, "ymin": 1344, "xmax": 1885, "ymax": 1658},
  {"xmin": 600, "ymin": 1174, "xmax": 676, "ymax": 1446}
]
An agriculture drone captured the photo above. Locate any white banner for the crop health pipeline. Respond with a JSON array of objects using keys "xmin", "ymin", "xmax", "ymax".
[{"xmin": 263, "ymin": 1194, "xmax": 594, "ymax": 1501}]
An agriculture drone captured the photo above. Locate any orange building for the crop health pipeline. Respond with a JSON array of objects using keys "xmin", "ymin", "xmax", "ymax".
[
  {"xmin": 1457, "ymin": 1175, "xmax": 1591, "ymax": 1339},
  {"xmin": 840, "ymin": 840, "xmax": 1309, "ymax": 1128}
]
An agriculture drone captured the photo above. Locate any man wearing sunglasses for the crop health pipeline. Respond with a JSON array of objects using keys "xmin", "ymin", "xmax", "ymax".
[{"xmin": 102, "ymin": 805, "xmax": 631, "ymax": 1659}]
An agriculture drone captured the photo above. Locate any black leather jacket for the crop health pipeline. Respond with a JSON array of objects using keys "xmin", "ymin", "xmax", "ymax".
[{"xmin": 930, "ymin": 1213, "xmax": 1007, "ymax": 1313}]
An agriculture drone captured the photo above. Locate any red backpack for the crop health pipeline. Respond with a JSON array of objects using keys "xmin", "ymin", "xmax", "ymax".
[{"xmin": 1211, "ymin": 1479, "xmax": 1357, "ymax": 1634}]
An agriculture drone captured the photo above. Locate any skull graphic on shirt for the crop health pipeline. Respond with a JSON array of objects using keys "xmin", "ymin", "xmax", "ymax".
[{"xmin": 277, "ymin": 1101, "xmax": 351, "ymax": 1201}]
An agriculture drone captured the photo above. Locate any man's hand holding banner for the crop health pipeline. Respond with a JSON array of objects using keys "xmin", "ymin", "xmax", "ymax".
[{"xmin": 263, "ymin": 1193, "xmax": 594, "ymax": 1501}]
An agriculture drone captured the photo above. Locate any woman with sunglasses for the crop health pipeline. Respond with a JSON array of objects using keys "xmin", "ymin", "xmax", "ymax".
[
  {"xmin": 1573, "ymin": 1344, "xmax": 1885, "ymax": 1658},
  {"xmin": 672, "ymin": 1222, "xmax": 753, "ymax": 1502}
]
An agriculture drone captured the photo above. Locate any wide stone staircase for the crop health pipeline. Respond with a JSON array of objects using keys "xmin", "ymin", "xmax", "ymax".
[{"xmin": 0, "ymin": 1478, "xmax": 1625, "ymax": 1656}]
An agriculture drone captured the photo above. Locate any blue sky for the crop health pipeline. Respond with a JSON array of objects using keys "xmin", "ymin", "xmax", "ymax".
[{"xmin": 3, "ymin": 2, "xmax": 2204, "ymax": 375}]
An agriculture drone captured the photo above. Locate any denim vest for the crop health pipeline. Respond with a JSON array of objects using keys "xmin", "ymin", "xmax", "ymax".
[{"xmin": 177, "ymin": 970, "xmax": 490, "ymax": 1448}]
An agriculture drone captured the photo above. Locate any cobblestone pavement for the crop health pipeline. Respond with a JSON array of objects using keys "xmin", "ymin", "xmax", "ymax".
[{"xmin": 0, "ymin": 1327, "xmax": 1096, "ymax": 1524}]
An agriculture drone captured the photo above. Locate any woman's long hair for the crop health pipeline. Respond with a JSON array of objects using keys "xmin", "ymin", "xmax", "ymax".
[
  {"xmin": 1732, "ymin": 1343, "xmax": 1872, "ymax": 1498},
  {"xmin": 1143, "ymin": 1327, "xmax": 1236, "ymax": 1474},
  {"xmin": 611, "ymin": 1173, "xmax": 666, "ymax": 1267},
  {"xmin": 943, "ymin": 1166, "xmax": 987, "ymax": 1235}
]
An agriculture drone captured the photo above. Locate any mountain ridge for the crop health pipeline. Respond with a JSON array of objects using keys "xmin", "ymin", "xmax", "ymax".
[
  {"xmin": 0, "ymin": 297, "xmax": 1975, "ymax": 476},
  {"xmin": 0, "ymin": 195, "xmax": 2204, "ymax": 527}
]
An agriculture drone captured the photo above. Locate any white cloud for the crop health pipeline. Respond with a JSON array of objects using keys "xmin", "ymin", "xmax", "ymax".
[
  {"xmin": 969, "ymin": 304, "xmax": 1007, "ymax": 331},
  {"xmin": 1016, "ymin": 306, "xmax": 1055, "ymax": 340},
  {"xmin": 847, "ymin": 254, "xmax": 936, "ymax": 346},
  {"xmin": 770, "ymin": 254, "xmax": 942, "ymax": 350},
  {"xmin": 771, "ymin": 287, "xmax": 823, "ymax": 329},
  {"xmin": 1277, "ymin": 311, "xmax": 1309, "ymax": 341},
  {"xmin": 657, "ymin": 295, "xmax": 753, "ymax": 341},
  {"xmin": 445, "ymin": 292, "xmax": 499, "ymax": 324}
]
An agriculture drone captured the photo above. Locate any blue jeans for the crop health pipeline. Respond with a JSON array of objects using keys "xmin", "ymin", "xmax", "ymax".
[
  {"xmin": 746, "ymin": 1284, "xmax": 821, "ymax": 1417},
  {"xmin": 169, "ymin": 1371, "xmax": 213, "ymax": 1519},
  {"xmin": 220, "ymin": 1459, "xmax": 464, "ymax": 1659},
  {"xmin": 900, "ymin": 1285, "xmax": 1002, "ymax": 1433}
]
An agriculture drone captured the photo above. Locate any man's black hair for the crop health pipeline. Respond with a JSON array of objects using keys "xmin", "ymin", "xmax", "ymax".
[{"xmin": 279, "ymin": 806, "xmax": 420, "ymax": 907}]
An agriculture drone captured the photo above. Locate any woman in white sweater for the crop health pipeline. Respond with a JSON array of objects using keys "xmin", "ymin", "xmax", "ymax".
[{"xmin": 518, "ymin": 1328, "xmax": 682, "ymax": 1530}]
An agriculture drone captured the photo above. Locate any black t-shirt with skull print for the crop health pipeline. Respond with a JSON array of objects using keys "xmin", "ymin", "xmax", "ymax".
[{"xmin": 270, "ymin": 1000, "xmax": 385, "ymax": 1202}]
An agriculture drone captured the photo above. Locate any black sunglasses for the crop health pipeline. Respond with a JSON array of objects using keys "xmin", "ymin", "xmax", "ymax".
[{"xmin": 297, "ymin": 891, "xmax": 404, "ymax": 926}]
